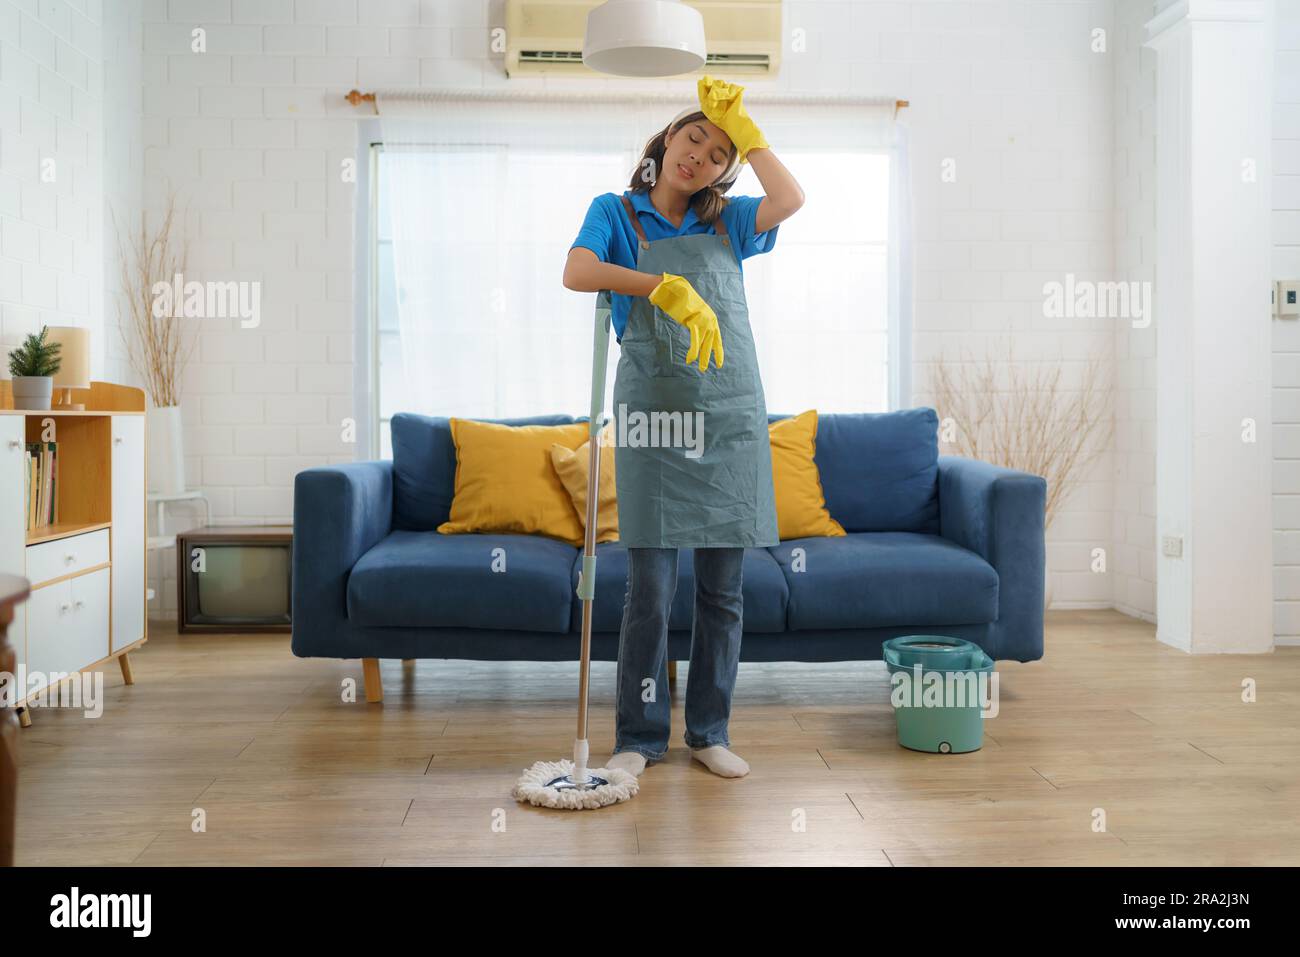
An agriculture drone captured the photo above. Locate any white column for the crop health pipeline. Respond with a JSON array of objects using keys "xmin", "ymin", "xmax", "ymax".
[{"xmin": 1144, "ymin": 0, "xmax": 1274, "ymax": 653}]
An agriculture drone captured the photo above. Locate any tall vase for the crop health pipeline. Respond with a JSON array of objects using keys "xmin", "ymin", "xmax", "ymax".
[{"xmin": 146, "ymin": 405, "xmax": 186, "ymax": 495}]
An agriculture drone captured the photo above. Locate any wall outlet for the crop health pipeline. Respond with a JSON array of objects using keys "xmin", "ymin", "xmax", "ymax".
[
  {"xmin": 1280, "ymin": 281, "xmax": 1300, "ymax": 318},
  {"xmin": 1162, "ymin": 535, "xmax": 1183, "ymax": 558}
]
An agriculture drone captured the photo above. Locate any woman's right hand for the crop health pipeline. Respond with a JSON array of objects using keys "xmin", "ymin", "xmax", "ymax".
[
  {"xmin": 697, "ymin": 75, "xmax": 769, "ymax": 163},
  {"xmin": 648, "ymin": 273, "xmax": 725, "ymax": 372}
]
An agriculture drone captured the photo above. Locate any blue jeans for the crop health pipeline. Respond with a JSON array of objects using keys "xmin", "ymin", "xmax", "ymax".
[{"xmin": 613, "ymin": 546, "xmax": 744, "ymax": 762}]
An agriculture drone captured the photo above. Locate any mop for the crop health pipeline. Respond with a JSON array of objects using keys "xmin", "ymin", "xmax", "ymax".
[{"xmin": 512, "ymin": 291, "xmax": 640, "ymax": 810}]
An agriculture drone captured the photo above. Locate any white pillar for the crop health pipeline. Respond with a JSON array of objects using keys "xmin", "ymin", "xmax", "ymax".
[{"xmin": 1144, "ymin": 0, "xmax": 1274, "ymax": 653}]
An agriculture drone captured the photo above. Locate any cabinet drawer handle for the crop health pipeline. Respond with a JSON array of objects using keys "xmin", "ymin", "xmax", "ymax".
[
  {"xmin": 74, "ymin": 599, "xmax": 85, "ymax": 610},
  {"xmin": 64, "ymin": 553, "xmax": 76, "ymax": 564},
  {"xmin": 114, "ymin": 437, "xmax": 123, "ymax": 445},
  {"xmin": 59, "ymin": 602, "xmax": 70, "ymax": 613},
  {"xmin": 7, "ymin": 440, "xmax": 18, "ymax": 450}
]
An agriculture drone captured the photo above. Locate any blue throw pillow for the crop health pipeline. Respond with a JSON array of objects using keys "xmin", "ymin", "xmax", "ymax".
[
  {"xmin": 769, "ymin": 408, "xmax": 940, "ymax": 533},
  {"xmin": 390, "ymin": 412, "xmax": 579, "ymax": 531}
]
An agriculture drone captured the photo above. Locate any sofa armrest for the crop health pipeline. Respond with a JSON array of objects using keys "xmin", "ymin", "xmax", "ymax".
[
  {"xmin": 291, "ymin": 461, "xmax": 393, "ymax": 658},
  {"xmin": 937, "ymin": 456, "xmax": 1046, "ymax": 662}
]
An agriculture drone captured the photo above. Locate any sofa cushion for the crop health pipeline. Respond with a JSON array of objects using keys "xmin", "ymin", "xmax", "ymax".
[
  {"xmin": 769, "ymin": 410, "xmax": 846, "ymax": 540},
  {"xmin": 551, "ymin": 424, "xmax": 620, "ymax": 544},
  {"xmin": 390, "ymin": 412, "xmax": 579, "ymax": 531},
  {"xmin": 569, "ymin": 544, "xmax": 790, "ymax": 633},
  {"xmin": 772, "ymin": 408, "xmax": 939, "ymax": 534},
  {"xmin": 769, "ymin": 532, "xmax": 998, "ymax": 630},
  {"xmin": 348, "ymin": 530, "xmax": 577, "ymax": 633},
  {"xmin": 436, "ymin": 418, "xmax": 592, "ymax": 545}
]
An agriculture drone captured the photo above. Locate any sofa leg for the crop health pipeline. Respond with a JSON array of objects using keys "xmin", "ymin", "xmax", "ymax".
[
  {"xmin": 667, "ymin": 660, "xmax": 677, "ymax": 691},
  {"xmin": 362, "ymin": 658, "xmax": 383, "ymax": 703}
]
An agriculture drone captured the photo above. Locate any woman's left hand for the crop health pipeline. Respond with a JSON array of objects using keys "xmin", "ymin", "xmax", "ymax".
[{"xmin": 697, "ymin": 74, "xmax": 769, "ymax": 164}]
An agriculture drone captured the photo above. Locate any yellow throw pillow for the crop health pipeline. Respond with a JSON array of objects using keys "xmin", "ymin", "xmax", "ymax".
[
  {"xmin": 769, "ymin": 410, "xmax": 846, "ymax": 540},
  {"xmin": 437, "ymin": 418, "xmax": 591, "ymax": 546},
  {"xmin": 550, "ymin": 422, "xmax": 619, "ymax": 544}
]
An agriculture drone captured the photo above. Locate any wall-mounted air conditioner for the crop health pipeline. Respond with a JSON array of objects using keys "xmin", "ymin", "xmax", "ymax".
[{"xmin": 504, "ymin": 0, "xmax": 783, "ymax": 78}]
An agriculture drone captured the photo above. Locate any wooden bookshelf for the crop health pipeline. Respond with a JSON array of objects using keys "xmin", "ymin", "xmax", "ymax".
[
  {"xmin": 0, "ymin": 380, "xmax": 148, "ymax": 716},
  {"xmin": 23, "ymin": 413, "xmax": 110, "ymax": 531},
  {"xmin": 26, "ymin": 521, "xmax": 113, "ymax": 547},
  {"xmin": 0, "ymin": 380, "xmax": 145, "ymax": 413}
]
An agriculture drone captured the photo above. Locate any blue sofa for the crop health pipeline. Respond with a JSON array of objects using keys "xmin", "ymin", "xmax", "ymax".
[{"xmin": 292, "ymin": 408, "xmax": 1046, "ymax": 699}]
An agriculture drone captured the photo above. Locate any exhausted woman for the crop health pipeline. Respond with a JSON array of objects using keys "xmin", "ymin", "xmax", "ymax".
[{"xmin": 562, "ymin": 76, "xmax": 804, "ymax": 779}]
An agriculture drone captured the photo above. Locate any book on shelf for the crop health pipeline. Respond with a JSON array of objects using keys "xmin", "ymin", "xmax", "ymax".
[{"xmin": 24, "ymin": 441, "xmax": 58, "ymax": 531}]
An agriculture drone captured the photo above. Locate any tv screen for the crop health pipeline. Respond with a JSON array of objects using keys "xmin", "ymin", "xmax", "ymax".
[{"xmin": 193, "ymin": 544, "xmax": 291, "ymax": 621}]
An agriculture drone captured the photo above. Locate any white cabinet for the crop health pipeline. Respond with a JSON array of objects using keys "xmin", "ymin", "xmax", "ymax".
[
  {"xmin": 2, "ymin": 401, "xmax": 147, "ymax": 708},
  {"xmin": 0, "ymin": 417, "xmax": 25, "ymax": 672},
  {"xmin": 27, "ymin": 568, "xmax": 109, "ymax": 681},
  {"xmin": 111, "ymin": 415, "xmax": 145, "ymax": 652},
  {"xmin": 27, "ymin": 527, "xmax": 110, "ymax": 585}
]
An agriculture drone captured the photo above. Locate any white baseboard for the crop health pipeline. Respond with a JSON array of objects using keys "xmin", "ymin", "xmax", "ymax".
[
  {"xmin": 1047, "ymin": 601, "xmax": 1119, "ymax": 611},
  {"xmin": 1110, "ymin": 603, "xmax": 1157, "ymax": 624}
]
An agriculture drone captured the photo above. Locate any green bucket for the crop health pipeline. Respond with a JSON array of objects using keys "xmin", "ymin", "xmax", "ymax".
[{"xmin": 883, "ymin": 635, "xmax": 995, "ymax": 754}]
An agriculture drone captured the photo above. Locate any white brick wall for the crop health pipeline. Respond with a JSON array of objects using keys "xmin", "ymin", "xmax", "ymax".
[
  {"xmin": 141, "ymin": 0, "xmax": 372, "ymax": 613},
  {"xmin": 103, "ymin": 1, "xmax": 144, "ymax": 389},
  {"xmin": 0, "ymin": 0, "xmax": 124, "ymax": 377},
  {"xmin": 1276, "ymin": 0, "xmax": 1300, "ymax": 644},
  {"xmin": 895, "ymin": 0, "xmax": 1116, "ymax": 610}
]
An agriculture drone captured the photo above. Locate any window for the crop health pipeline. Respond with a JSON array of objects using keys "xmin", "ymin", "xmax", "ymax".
[
  {"xmin": 364, "ymin": 105, "xmax": 908, "ymax": 460},
  {"xmin": 727, "ymin": 151, "xmax": 893, "ymax": 414}
]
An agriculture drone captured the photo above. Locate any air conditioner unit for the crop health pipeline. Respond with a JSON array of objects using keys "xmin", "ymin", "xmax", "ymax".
[{"xmin": 504, "ymin": 0, "xmax": 783, "ymax": 78}]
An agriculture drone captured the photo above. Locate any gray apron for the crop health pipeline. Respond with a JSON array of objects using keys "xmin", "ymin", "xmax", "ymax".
[{"xmin": 611, "ymin": 191, "xmax": 779, "ymax": 548}]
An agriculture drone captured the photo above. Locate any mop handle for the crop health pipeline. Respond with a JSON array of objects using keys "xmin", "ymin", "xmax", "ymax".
[
  {"xmin": 576, "ymin": 293, "xmax": 612, "ymax": 756},
  {"xmin": 588, "ymin": 291, "xmax": 612, "ymax": 437}
]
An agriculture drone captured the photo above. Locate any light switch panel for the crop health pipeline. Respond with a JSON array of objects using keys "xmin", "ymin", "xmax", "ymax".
[{"xmin": 1280, "ymin": 280, "xmax": 1300, "ymax": 318}]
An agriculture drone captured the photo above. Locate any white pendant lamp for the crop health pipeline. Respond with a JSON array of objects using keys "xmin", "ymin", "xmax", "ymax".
[{"xmin": 583, "ymin": 0, "xmax": 707, "ymax": 77}]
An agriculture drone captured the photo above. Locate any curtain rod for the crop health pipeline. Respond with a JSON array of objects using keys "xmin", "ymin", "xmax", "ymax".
[{"xmin": 345, "ymin": 89, "xmax": 908, "ymax": 115}]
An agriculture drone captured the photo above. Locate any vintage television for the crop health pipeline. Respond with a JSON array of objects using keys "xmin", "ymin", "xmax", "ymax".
[{"xmin": 176, "ymin": 526, "xmax": 292, "ymax": 633}]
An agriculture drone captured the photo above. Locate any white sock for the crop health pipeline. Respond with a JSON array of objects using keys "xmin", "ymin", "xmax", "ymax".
[
  {"xmin": 605, "ymin": 752, "xmax": 647, "ymax": 777},
  {"xmin": 691, "ymin": 745, "xmax": 749, "ymax": 778}
]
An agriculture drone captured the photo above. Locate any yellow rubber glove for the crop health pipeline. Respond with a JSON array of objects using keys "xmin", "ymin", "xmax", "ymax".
[
  {"xmin": 697, "ymin": 74, "xmax": 770, "ymax": 163},
  {"xmin": 648, "ymin": 273, "xmax": 725, "ymax": 372}
]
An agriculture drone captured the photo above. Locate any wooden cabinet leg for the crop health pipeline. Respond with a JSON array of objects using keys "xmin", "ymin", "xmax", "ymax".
[
  {"xmin": 118, "ymin": 653, "xmax": 135, "ymax": 686},
  {"xmin": 16, "ymin": 707, "xmax": 30, "ymax": 729},
  {"xmin": 362, "ymin": 658, "xmax": 383, "ymax": 703},
  {"xmin": 667, "ymin": 660, "xmax": 677, "ymax": 691}
]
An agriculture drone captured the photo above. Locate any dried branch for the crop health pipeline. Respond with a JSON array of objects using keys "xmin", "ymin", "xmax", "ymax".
[
  {"xmin": 928, "ymin": 340, "xmax": 1113, "ymax": 530},
  {"xmin": 112, "ymin": 192, "xmax": 196, "ymax": 408}
]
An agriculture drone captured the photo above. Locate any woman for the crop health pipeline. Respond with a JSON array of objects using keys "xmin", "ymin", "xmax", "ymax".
[{"xmin": 562, "ymin": 76, "xmax": 805, "ymax": 779}]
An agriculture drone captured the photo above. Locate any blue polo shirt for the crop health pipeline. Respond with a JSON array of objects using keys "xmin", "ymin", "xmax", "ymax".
[{"xmin": 569, "ymin": 189, "xmax": 780, "ymax": 342}]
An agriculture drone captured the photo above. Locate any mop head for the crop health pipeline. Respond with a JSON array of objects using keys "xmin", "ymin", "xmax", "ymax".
[{"xmin": 512, "ymin": 759, "xmax": 639, "ymax": 810}]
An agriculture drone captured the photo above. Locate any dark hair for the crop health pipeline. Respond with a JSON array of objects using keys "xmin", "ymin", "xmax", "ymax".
[{"xmin": 626, "ymin": 110, "xmax": 738, "ymax": 228}]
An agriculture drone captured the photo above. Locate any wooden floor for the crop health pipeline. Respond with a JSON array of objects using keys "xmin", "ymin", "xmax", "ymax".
[{"xmin": 13, "ymin": 610, "xmax": 1300, "ymax": 866}]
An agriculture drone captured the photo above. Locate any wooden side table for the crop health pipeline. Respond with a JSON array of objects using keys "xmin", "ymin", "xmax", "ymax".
[{"xmin": 0, "ymin": 573, "xmax": 30, "ymax": 867}]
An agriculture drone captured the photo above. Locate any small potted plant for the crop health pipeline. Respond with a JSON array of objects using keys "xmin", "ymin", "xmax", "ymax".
[{"xmin": 7, "ymin": 326, "xmax": 62, "ymax": 411}]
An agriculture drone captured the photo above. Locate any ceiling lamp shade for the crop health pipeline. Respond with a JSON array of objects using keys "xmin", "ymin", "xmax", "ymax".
[{"xmin": 583, "ymin": 0, "xmax": 707, "ymax": 77}]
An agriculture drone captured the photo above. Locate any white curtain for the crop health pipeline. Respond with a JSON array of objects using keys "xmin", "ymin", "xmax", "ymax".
[{"xmin": 378, "ymin": 93, "xmax": 909, "ymax": 421}]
